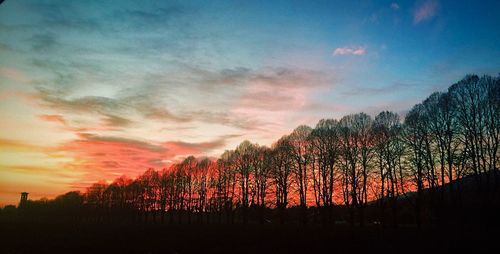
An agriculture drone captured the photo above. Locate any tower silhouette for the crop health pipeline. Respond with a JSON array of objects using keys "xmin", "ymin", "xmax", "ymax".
[{"xmin": 20, "ymin": 192, "xmax": 29, "ymax": 207}]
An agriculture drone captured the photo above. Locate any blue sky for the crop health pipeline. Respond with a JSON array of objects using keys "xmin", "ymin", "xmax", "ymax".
[{"xmin": 0, "ymin": 0, "xmax": 499, "ymax": 204}]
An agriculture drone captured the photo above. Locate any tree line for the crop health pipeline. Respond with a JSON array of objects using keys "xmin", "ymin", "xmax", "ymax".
[{"xmin": 10, "ymin": 74, "xmax": 500, "ymax": 227}]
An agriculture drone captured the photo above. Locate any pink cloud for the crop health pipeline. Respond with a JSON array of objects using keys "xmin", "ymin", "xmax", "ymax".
[
  {"xmin": 413, "ymin": 0, "xmax": 438, "ymax": 24},
  {"xmin": 230, "ymin": 67, "xmax": 334, "ymax": 141},
  {"xmin": 333, "ymin": 46, "xmax": 366, "ymax": 56}
]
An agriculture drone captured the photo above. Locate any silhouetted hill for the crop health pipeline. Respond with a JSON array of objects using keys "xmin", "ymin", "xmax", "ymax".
[{"xmin": 359, "ymin": 170, "xmax": 500, "ymax": 227}]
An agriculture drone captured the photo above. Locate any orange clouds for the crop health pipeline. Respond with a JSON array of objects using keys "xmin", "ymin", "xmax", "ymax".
[
  {"xmin": 38, "ymin": 114, "xmax": 66, "ymax": 125},
  {"xmin": 60, "ymin": 133, "xmax": 228, "ymax": 181},
  {"xmin": 62, "ymin": 134, "xmax": 166, "ymax": 179}
]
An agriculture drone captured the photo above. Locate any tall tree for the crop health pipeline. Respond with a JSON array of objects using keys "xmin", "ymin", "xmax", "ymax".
[
  {"xmin": 404, "ymin": 104, "xmax": 427, "ymax": 227},
  {"xmin": 310, "ymin": 119, "xmax": 341, "ymax": 224},
  {"xmin": 271, "ymin": 135, "xmax": 292, "ymax": 224},
  {"xmin": 373, "ymin": 111, "xmax": 402, "ymax": 227},
  {"xmin": 339, "ymin": 113, "xmax": 373, "ymax": 226},
  {"xmin": 289, "ymin": 125, "xmax": 313, "ymax": 224}
]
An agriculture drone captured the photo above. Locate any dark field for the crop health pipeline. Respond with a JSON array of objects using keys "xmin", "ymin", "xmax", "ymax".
[{"xmin": 1, "ymin": 222, "xmax": 497, "ymax": 254}]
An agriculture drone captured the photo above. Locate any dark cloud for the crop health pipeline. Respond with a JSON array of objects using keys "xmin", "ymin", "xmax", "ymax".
[
  {"xmin": 38, "ymin": 88, "xmax": 124, "ymax": 113},
  {"xmin": 30, "ymin": 33, "xmax": 58, "ymax": 52},
  {"xmin": 35, "ymin": 84, "xmax": 264, "ymax": 130},
  {"xmin": 77, "ymin": 133, "xmax": 166, "ymax": 153},
  {"xmin": 112, "ymin": 5, "xmax": 188, "ymax": 30},
  {"xmin": 102, "ymin": 114, "xmax": 133, "ymax": 128},
  {"xmin": 80, "ymin": 133, "xmax": 229, "ymax": 155},
  {"xmin": 135, "ymin": 102, "xmax": 192, "ymax": 123},
  {"xmin": 192, "ymin": 66, "xmax": 328, "ymax": 91},
  {"xmin": 25, "ymin": 2, "xmax": 102, "ymax": 32},
  {"xmin": 37, "ymin": 88, "xmax": 186, "ymax": 123},
  {"xmin": 186, "ymin": 110, "xmax": 262, "ymax": 130},
  {"xmin": 163, "ymin": 139, "xmax": 227, "ymax": 153}
]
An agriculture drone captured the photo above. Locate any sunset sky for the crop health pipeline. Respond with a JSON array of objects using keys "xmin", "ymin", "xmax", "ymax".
[{"xmin": 0, "ymin": 0, "xmax": 499, "ymax": 206}]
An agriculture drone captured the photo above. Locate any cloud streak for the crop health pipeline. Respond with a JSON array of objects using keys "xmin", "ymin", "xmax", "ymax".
[
  {"xmin": 38, "ymin": 114, "xmax": 67, "ymax": 125},
  {"xmin": 333, "ymin": 46, "xmax": 366, "ymax": 56}
]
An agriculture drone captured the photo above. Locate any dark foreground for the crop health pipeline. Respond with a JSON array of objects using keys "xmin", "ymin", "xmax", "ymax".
[{"xmin": 1, "ymin": 222, "xmax": 497, "ymax": 254}]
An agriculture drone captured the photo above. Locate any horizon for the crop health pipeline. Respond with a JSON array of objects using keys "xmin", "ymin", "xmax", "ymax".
[{"xmin": 1, "ymin": 0, "xmax": 500, "ymax": 206}]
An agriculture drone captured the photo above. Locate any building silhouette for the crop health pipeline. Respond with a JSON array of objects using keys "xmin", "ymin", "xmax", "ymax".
[{"xmin": 19, "ymin": 192, "xmax": 28, "ymax": 207}]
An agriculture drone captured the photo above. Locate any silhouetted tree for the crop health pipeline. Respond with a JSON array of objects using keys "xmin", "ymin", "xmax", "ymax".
[
  {"xmin": 339, "ymin": 113, "xmax": 373, "ymax": 226},
  {"xmin": 289, "ymin": 125, "xmax": 313, "ymax": 224},
  {"xmin": 272, "ymin": 135, "xmax": 292, "ymax": 224},
  {"xmin": 310, "ymin": 119, "xmax": 341, "ymax": 224}
]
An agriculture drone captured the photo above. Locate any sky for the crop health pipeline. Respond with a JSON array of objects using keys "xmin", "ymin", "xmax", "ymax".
[{"xmin": 0, "ymin": 0, "xmax": 499, "ymax": 206}]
